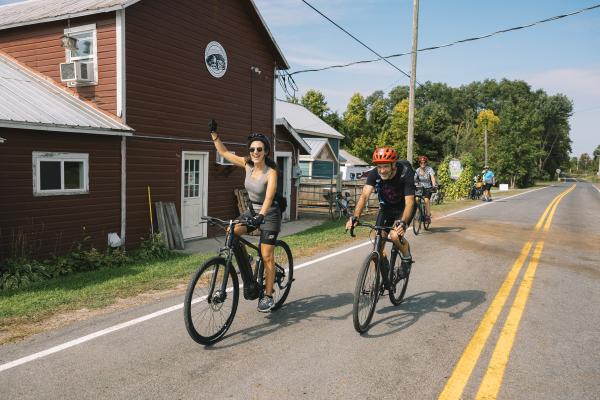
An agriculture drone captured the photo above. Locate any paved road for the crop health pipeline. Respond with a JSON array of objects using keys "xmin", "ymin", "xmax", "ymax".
[{"xmin": 1, "ymin": 182, "xmax": 599, "ymax": 399}]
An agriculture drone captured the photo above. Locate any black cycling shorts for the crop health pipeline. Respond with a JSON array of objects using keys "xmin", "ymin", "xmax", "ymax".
[
  {"xmin": 376, "ymin": 209, "xmax": 403, "ymax": 231},
  {"xmin": 484, "ymin": 183, "xmax": 493, "ymax": 191}
]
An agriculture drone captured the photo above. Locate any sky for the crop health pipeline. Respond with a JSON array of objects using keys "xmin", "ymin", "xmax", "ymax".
[{"xmin": 0, "ymin": 0, "xmax": 598, "ymax": 156}]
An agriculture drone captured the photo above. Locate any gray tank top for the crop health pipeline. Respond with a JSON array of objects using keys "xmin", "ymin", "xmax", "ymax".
[{"xmin": 245, "ymin": 164, "xmax": 269, "ymax": 211}]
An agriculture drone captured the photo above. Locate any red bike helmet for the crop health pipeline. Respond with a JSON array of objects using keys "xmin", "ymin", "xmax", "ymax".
[
  {"xmin": 418, "ymin": 155, "xmax": 428, "ymax": 163},
  {"xmin": 372, "ymin": 147, "xmax": 399, "ymax": 164}
]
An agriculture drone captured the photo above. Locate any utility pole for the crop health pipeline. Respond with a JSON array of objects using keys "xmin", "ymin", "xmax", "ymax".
[
  {"xmin": 484, "ymin": 125, "xmax": 488, "ymax": 166},
  {"xmin": 407, "ymin": 0, "xmax": 419, "ymax": 162}
]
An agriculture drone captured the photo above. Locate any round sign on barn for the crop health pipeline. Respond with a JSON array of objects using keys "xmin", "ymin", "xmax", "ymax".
[{"xmin": 205, "ymin": 41, "xmax": 227, "ymax": 78}]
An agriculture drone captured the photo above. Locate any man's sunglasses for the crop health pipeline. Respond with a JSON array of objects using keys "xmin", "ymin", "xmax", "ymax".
[{"xmin": 249, "ymin": 147, "xmax": 264, "ymax": 153}]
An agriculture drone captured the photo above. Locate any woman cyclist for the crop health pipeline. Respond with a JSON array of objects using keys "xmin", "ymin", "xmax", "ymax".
[
  {"xmin": 414, "ymin": 155, "xmax": 437, "ymax": 223},
  {"xmin": 209, "ymin": 120, "xmax": 281, "ymax": 312}
]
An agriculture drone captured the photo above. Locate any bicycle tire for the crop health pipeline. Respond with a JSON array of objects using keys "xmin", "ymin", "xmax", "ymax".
[
  {"xmin": 184, "ymin": 257, "xmax": 239, "ymax": 345},
  {"xmin": 271, "ymin": 240, "xmax": 294, "ymax": 310},
  {"xmin": 389, "ymin": 255, "xmax": 410, "ymax": 306},
  {"xmin": 352, "ymin": 252, "xmax": 381, "ymax": 333},
  {"xmin": 413, "ymin": 205, "xmax": 422, "ymax": 235}
]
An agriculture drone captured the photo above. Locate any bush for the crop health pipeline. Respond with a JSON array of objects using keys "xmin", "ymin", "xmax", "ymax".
[
  {"xmin": 135, "ymin": 233, "xmax": 171, "ymax": 261},
  {"xmin": 437, "ymin": 154, "xmax": 477, "ymax": 200},
  {"xmin": 0, "ymin": 258, "xmax": 49, "ymax": 291}
]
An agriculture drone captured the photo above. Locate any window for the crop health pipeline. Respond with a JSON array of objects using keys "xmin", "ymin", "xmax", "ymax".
[
  {"xmin": 32, "ymin": 152, "xmax": 89, "ymax": 196},
  {"xmin": 64, "ymin": 24, "xmax": 97, "ymax": 86}
]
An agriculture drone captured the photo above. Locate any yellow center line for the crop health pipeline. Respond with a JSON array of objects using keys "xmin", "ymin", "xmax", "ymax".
[
  {"xmin": 543, "ymin": 184, "xmax": 575, "ymax": 232},
  {"xmin": 475, "ymin": 184, "xmax": 574, "ymax": 399},
  {"xmin": 437, "ymin": 241, "xmax": 533, "ymax": 400},
  {"xmin": 438, "ymin": 184, "xmax": 576, "ymax": 400},
  {"xmin": 475, "ymin": 241, "xmax": 545, "ymax": 399}
]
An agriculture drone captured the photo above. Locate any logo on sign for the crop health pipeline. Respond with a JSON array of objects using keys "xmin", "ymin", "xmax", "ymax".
[{"xmin": 205, "ymin": 41, "xmax": 227, "ymax": 78}]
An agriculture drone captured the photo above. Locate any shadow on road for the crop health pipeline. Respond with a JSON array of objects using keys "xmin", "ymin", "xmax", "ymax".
[
  {"xmin": 425, "ymin": 226, "xmax": 464, "ymax": 234},
  {"xmin": 362, "ymin": 290, "xmax": 486, "ymax": 338},
  {"xmin": 206, "ymin": 293, "xmax": 354, "ymax": 349}
]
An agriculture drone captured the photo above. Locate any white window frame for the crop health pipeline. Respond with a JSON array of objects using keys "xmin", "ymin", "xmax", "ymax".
[
  {"xmin": 64, "ymin": 23, "xmax": 98, "ymax": 87},
  {"xmin": 32, "ymin": 152, "xmax": 89, "ymax": 196}
]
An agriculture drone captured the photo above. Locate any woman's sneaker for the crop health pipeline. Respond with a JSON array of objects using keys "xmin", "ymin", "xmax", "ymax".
[{"xmin": 258, "ymin": 295, "xmax": 274, "ymax": 313}]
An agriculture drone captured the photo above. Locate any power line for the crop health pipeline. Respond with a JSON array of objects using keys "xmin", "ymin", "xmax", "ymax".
[
  {"xmin": 289, "ymin": 3, "xmax": 600, "ymax": 77},
  {"xmin": 299, "ymin": 0, "xmax": 420, "ymax": 85}
]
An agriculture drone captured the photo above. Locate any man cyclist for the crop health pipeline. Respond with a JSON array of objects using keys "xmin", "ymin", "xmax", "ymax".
[{"xmin": 345, "ymin": 147, "xmax": 415, "ymax": 267}]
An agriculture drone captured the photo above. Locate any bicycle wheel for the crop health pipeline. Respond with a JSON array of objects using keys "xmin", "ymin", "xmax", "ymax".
[
  {"xmin": 424, "ymin": 205, "xmax": 431, "ymax": 231},
  {"xmin": 413, "ymin": 205, "xmax": 422, "ymax": 235},
  {"xmin": 388, "ymin": 253, "xmax": 410, "ymax": 306},
  {"xmin": 272, "ymin": 240, "xmax": 294, "ymax": 310},
  {"xmin": 184, "ymin": 257, "xmax": 239, "ymax": 345},
  {"xmin": 352, "ymin": 252, "xmax": 381, "ymax": 333}
]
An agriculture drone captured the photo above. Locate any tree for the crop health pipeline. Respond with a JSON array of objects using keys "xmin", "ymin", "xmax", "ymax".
[
  {"xmin": 301, "ymin": 89, "xmax": 329, "ymax": 118},
  {"xmin": 476, "ymin": 109, "xmax": 500, "ymax": 166},
  {"xmin": 379, "ymin": 99, "xmax": 411, "ymax": 159},
  {"xmin": 342, "ymin": 93, "xmax": 368, "ymax": 148}
]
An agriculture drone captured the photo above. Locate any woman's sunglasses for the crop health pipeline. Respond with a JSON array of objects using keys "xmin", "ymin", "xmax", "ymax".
[{"xmin": 249, "ymin": 147, "xmax": 264, "ymax": 153}]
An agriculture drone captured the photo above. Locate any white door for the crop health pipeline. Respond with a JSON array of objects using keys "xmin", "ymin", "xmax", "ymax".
[
  {"xmin": 182, "ymin": 152, "xmax": 208, "ymax": 239},
  {"xmin": 276, "ymin": 152, "xmax": 292, "ymax": 220}
]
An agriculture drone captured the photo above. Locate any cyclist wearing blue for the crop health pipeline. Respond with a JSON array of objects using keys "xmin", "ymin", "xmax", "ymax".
[
  {"xmin": 209, "ymin": 120, "xmax": 280, "ymax": 312},
  {"xmin": 482, "ymin": 165, "xmax": 495, "ymax": 202},
  {"xmin": 346, "ymin": 147, "xmax": 415, "ymax": 260}
]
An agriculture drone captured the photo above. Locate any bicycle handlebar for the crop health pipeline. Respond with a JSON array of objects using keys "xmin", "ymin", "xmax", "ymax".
[
  {"xmin": 346, "ymin": 221, "xmax": 405, "ymax": 241},
  {"xmin": 200, "ymin": 216, "xmax": 260, "ymax": 229}
]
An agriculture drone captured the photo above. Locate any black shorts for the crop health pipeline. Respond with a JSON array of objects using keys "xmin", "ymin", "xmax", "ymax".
[
  {"xmin": 422, "ymin": 188, "xmax": 433, "ymax": 199},
  {"xmin": 484, "ymin": 183, "xmax": 493, "ymax": 191},
  {"xmin": 376, "ymin": 209, "xmax": 403, "ymax": 231}
]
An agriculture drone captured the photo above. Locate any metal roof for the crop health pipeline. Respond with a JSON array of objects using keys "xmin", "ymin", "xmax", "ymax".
[
  {"xmin": 275, "ymin": 117, "xmax": 311, "ymax": 155},
  {"xmin": 0, "ymin": 0, "xmax": 140, "ymax": 31},
  {"xmin": 339, "ymin": 149, "xmax": 369, "ymax": 166},
  {"xmin": 300, "ymin": 137, "xmax": 338, "ymax": 163},
  {"xmin": 0, "ymin": 52, "xmax": 133, "ymax": 136},
  {"xmin": 0, "ymin": 0, "xmax": 289, "ymax": 69},
  {"xmin": 276, "ymin": 100, "xmax": 345, "ymax": 140}
]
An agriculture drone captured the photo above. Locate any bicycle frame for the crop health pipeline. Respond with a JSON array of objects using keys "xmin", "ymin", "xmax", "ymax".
[
  {"xmin": 351, "ymin": 223, "xmax": 403, "ymax": 292},
  {"xmin": 207, "ymin": 219, "xmax": 262, "ymax": 303}
]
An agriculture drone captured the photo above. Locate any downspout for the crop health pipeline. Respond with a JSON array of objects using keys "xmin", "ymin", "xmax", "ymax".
[
  {"xmin": 117, "ymin": 9, "xmax": 127, "ymax": 244},
  {"xmin": 272, "ymin": 63, "xmax": 277, "ymax": 155}
]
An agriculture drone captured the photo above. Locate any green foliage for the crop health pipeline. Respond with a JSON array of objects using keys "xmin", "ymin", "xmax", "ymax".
[
  {"xmin": 0, "ymin": 234, "xmax": 171, "ymax": 291},
  {"xmin": 437, "ymin": 154, "xmax": 476, "ymax": 200},
  {"xmin": 342, "ymin": 92, "xmax": 368, "ymax": 147},
  {"xmin": 301, "ymin": 89, "xmax": 329, "ymax": 118},
  {"xmin": 135, "ymin": 233, "xmax": 171, "ymax": 261}
]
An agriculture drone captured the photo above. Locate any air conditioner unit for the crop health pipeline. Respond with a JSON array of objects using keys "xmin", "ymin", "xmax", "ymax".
[
  {"xmin": 216, "ymin": 151, "xmax": 234, "ymax": 166},
  {"xmin": 60, "ymin": 61, "xmax": 94, "ymax": 84}
]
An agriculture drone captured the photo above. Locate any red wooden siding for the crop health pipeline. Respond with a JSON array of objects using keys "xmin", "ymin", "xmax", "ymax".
[
  {"xmin": 0, "ymin": 130, "xmax": 122, "ymax": 258},
  {"xmin": 0, "ymin": 14, "xmax": 118, "ymax": 115},
  {"xmin": 124, "ymin": 0, "xmax": 279, "ymax": 246}
]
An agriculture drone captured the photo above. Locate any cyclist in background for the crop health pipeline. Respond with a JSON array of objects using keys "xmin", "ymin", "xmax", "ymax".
[
  {"xmin": 346, "ymin": 147, "xmax": 415, "ymax": 264},
  {"xmin": 414, "ymin": 155, "xmax": 437, "ymax": 223},
  {"xmin": 482, "ymin": 165, "xmax": 495, "ymax": 202}
]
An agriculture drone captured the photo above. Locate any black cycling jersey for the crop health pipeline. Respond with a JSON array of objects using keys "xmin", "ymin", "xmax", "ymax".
[{"xmin": 366, "ymin": 160, "xmax": 415, "ymax": 212}]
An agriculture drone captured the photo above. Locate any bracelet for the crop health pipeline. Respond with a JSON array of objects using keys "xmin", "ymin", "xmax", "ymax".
[{"xmin": 211, "ymin": 134, "xmax": 219, "ymax": 141}]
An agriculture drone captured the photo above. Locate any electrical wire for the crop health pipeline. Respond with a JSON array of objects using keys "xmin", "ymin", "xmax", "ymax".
[
  {"xmin": 288, "ymin": 3, "xmax": 600, "ymax": 77},
  {"xmin": 299, "ymin": 0, "xmax": 419, "ymax": 85}
]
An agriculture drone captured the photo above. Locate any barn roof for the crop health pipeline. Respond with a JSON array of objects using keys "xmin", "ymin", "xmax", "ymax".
[{"xmin": 0, "ymin": 52, "xmax": 133, "ymax": 135}]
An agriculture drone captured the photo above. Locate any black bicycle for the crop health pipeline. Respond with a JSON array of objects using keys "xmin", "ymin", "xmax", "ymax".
[
  {"xmin": 183, "ymin": 216, "xmax": 294, "ymax": 345},
  {"xmin": 412, "ymin": 183, "xmax": 431, "ymax": 234},
  {"xmin": 324, "ymin": 191, "xmax": 354, "ymax": 220},
  {"xmin": 348, "ymin": 221, "xmax": 413, "ymax": 333}
]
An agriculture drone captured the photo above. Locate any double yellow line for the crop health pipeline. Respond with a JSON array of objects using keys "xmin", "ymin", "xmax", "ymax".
[{"xmin": 439, "ymin": 184, "xmax": 576, "ymax": 400}]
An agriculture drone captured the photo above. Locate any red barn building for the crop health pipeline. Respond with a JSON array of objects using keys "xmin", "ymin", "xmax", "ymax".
[{"xmin": 0, "ymin": 0, "xmax": 306, "ymax": 258}]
